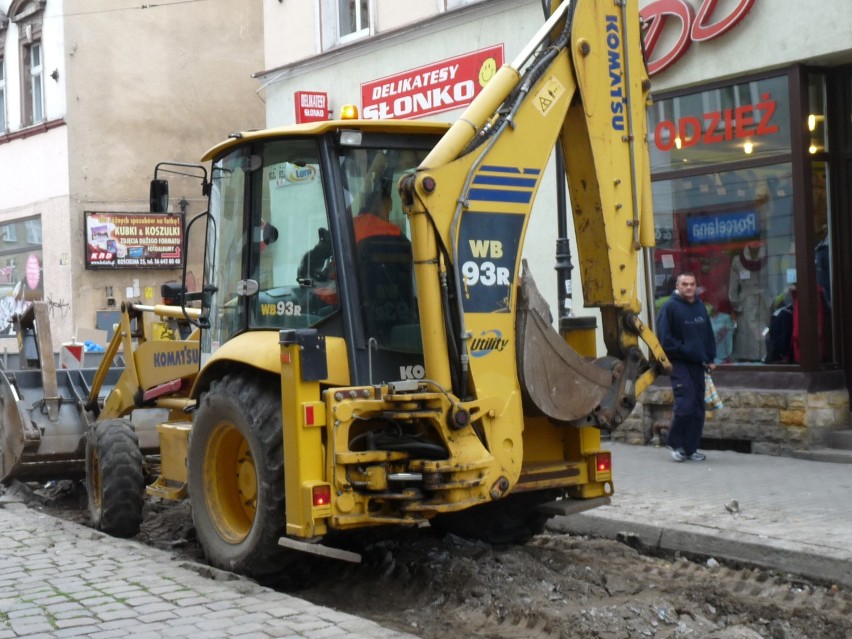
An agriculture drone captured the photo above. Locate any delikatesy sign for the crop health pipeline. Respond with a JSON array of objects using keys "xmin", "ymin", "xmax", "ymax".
[{"xmin": 361, "ymin": 45, "xmax": 504, "ymax": 120}]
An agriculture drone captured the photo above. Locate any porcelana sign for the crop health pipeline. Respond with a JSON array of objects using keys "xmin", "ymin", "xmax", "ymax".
[
  {"xmin": 640, "ymin": 0, "xmax": 757, "ymax": 76},
  {"xmin": 362, "ymin": 45, "xmax": 504, "ymax": 120}
]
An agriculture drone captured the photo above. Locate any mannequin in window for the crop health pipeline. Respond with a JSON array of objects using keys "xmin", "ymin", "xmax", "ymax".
[
  {"xmin": 728, "ymin": 241, "xmax": 772, "ymax": 362},
  {"xmin": 710, "ymin": 299, "xmax": 735, "ymax": 364}
]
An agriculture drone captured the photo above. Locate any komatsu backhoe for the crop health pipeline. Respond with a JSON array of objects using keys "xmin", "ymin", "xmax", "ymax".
[{"xmin": 0, "ymin": 0, "xmax": 669, "ymax": 579}]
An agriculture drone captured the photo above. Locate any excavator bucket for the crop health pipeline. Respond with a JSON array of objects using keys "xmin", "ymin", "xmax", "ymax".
[
  {"xmin": 516, "ymin": 262, "xmax": 615, "ymax": 426},
  {"xmin": 0, "ymin": 302, "xmax": 122, "ymax": 482}
]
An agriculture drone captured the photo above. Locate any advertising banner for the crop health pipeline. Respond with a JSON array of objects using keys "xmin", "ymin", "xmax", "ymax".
[
  {"xmin": 85, "ymin": 212, "xmax": 183, "ymax": 269},
  {"xmin": 361, "ymin": 44, "xmax": 504, "ymax": 120}
]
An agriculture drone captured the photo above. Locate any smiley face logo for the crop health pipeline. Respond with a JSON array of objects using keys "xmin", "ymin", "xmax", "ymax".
[{"xmin": 478, "ymin": 57, "xmax": 497, "ymax": 88}]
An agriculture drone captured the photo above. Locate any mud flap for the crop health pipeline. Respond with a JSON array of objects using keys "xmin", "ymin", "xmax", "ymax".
[{"xmin": 516, "ymin": 261, "xmax": 613, "ymax": 424}]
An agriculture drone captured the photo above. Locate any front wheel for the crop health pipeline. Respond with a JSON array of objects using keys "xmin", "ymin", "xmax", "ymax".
[
  {"xmin": 188, "ymin": 373, "xmax": 289, "ymax": 579},
  {"xmin": 85, "ymin": 419, "xmax": 145, "ymax": 538}
]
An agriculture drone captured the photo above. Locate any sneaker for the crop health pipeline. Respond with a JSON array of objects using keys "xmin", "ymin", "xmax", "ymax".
[
  {"xmin": 687, "ymin": 452, "xmax": 706, "ymax": 462},
  {"xmin": 671, "ymin": 448, "xmax": 686, "ymax": 462}
]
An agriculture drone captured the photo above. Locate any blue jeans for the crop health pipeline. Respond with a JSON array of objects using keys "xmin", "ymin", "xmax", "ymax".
[{"xmin": 666, "ymin": 361, "xmax": 706, "ymax": 456}]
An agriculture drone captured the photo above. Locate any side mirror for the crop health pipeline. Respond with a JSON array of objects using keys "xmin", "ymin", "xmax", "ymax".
[{"xmin": 150, "ymin": 179, "xmax": 170, "ymax": 213}]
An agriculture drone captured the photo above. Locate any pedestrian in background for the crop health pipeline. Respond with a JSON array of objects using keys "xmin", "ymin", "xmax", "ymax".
[{"xmin": 655, "ymin": 272, "xmax": 717, "ymax": 462}]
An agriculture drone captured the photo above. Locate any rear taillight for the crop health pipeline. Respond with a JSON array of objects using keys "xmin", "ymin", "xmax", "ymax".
[{"xmin": 312, "ymin": 484, "xmax": 331, "ymax": 507}]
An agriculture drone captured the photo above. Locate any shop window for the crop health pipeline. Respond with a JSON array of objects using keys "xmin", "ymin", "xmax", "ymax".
[
  {"xmin": 0, "ymin": 215, "xmax": 42, "ymax": 337},
  {"xmin": 806, "ymin": 73, "xmax": 835, "ymax": 366},
  {"xmin": 1, "ymin": 223, "xmax": 16, "ymax": 242},
  {"xmin": 652, "ymin": 164, "xmax": 797, "ymax": 365},
  {"xmin": 25, "ymin": 218, "xmax": 40, "ymax": 244},
  {"xmin": 811, "ymin": 162, "xmax": 832, "ymax": 364},
  {"xmin": 648, "ymin": 75, "xmax": 791, "ymax": 173}
]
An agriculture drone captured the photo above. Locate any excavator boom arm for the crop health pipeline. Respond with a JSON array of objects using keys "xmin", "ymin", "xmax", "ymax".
[{"xmin": 400, "ymin": 0, "xmax": 668, "ymax": 482}]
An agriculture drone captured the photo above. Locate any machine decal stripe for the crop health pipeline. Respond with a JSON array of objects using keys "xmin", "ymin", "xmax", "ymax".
[
  {"xmin": 480, "ymin": 165, "xmax": 541, "ymax": 175},
  {"xmin": 473, "ymin": 175, "xmax": 537, "ymax": 188},
  {"xmin": 467, "ymin": 188, "xmax": 532, "ymax": 204}
]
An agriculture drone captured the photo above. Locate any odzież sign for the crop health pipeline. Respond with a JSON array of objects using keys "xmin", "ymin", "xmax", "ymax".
[
  {"xmin": 641, "ymin": 0, "xmax": 756, "ymax": 76},
  {"xmin": 85, "ymin": 212, "xmax": 183, "ymax": 269},
  {"xmin": 362, "ymin": 45, "xmax": 504, "ymax": 120},
  {"xmin": 295, "ymin": 91, "xmax": 329, "ymax": 124}
]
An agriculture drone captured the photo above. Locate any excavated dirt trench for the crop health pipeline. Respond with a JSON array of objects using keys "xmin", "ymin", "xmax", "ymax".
[{"xmin": 14, "ymin": 480, "xmax": 852, "ymax": 639}]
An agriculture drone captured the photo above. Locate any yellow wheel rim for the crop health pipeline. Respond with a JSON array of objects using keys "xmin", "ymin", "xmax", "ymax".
[{"xmin": 204, "ymin": 422, "xmax": 258, "ymax": 544}]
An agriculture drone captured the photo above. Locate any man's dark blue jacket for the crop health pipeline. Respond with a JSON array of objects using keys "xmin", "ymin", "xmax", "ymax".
[{"xmin": 655, "ymin": 291, "xmax": 716, "ymax": 365}]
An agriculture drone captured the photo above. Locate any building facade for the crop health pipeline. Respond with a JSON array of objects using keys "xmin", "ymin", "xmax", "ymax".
[
  {"xmin": 0, "ymin": 0, "xmax": 264, "ymax": 349},
  {"xmin": 255, "ymin": 0, "xmax": 852, "ymax": 455}
]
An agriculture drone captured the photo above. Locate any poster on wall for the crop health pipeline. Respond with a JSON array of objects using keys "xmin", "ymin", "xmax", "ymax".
[{"xmin": 85, "ymin": 212, "xmax": 183, "ymax": 269}]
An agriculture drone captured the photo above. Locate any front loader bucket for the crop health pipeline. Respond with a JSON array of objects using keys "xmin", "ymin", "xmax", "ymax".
[
  {"xmin": 0, "ymin": 366, "xmax": 122, "ymax": 482},
  {"xmin": 0, "ymin": 302, "xmax": 122, "ymax": 483}
]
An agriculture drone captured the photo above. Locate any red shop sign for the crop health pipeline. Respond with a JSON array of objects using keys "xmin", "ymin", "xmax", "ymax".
[
  {"xmin": 653, "ymin": 92, "xmax": 779, "ymax": 152},
  {"xmin": 641, "ymin": 0, "xmax": 757, "ymax": 76},
  {"xmin": 362, "ymin": 45, "xmax": 504, "ymax": 120},
  {"xmin": 295, "ymin": 91, "xmax": 329, "ymax": 124}
]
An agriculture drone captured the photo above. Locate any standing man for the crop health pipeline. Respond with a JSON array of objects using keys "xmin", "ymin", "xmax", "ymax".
[{"xmin": 655, "ymin": 272, "xmax": 717, "ymax": 462}]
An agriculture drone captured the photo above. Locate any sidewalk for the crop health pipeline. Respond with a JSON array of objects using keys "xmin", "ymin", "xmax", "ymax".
[
  {"xmin": 550, "ymin": 442, "xmax": 852, "ymax": 588},
  {"xmin": 0, "ymin": 498, "xmax": 416, "ymax": 639}
]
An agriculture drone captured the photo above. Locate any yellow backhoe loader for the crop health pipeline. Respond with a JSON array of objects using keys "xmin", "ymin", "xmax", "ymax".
[{"xmin": 0, "ymin": 0, "xmax": 670, "ymax": 579}]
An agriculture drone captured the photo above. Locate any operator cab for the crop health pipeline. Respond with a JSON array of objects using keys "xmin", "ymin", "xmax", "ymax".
[{"xmin": 195, "ymin": 124, "xmax": 444, "ymax": 385}]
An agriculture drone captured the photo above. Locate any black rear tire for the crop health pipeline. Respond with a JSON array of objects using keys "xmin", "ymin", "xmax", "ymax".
[
  {"xmin": 86, "ymin": 419, "xmax": 145, "ymax": 538},
  {"xmin": 188, "ymin": 373, "xmax": 290, "ymax": 579}
]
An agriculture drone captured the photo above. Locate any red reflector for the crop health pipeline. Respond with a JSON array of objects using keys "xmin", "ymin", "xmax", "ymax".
[
  {"xmin": 312, "ymin": 485, "xmax": 331, "ymax": 507},
  {"xmin": 595, "ymin": 452, "xmax": 612, "ymax": 472},
  {"xmin": 305, "ymin": 404, "xmax": 314, "ymax": 425}
]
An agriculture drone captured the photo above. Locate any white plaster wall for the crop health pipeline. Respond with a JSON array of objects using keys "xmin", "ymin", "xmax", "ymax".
[
  {"xmin": 376, "ymin": 0, "xmax": 438, "ymax": 33},
  {"xmin": 0, "ymin": 126, "xmax": 69, "ymax": 207},
  {"xmin": 42, "ymin": 0, "xmax": 67, "ymax": 121},
  {"xmin": 263, "ymin": 0, "xmax": 318, "ymax": 69}
]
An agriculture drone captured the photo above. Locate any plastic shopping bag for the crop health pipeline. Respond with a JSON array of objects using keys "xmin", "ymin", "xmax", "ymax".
[{"xmin": 704, "ymin": 372, "xmax": 724, "ymax": 411}]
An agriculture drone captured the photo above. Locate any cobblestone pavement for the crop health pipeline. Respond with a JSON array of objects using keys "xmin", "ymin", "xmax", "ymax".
[{"xmin": 0, "ymin": 501, "xmax": 416, "ymax": 639}]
